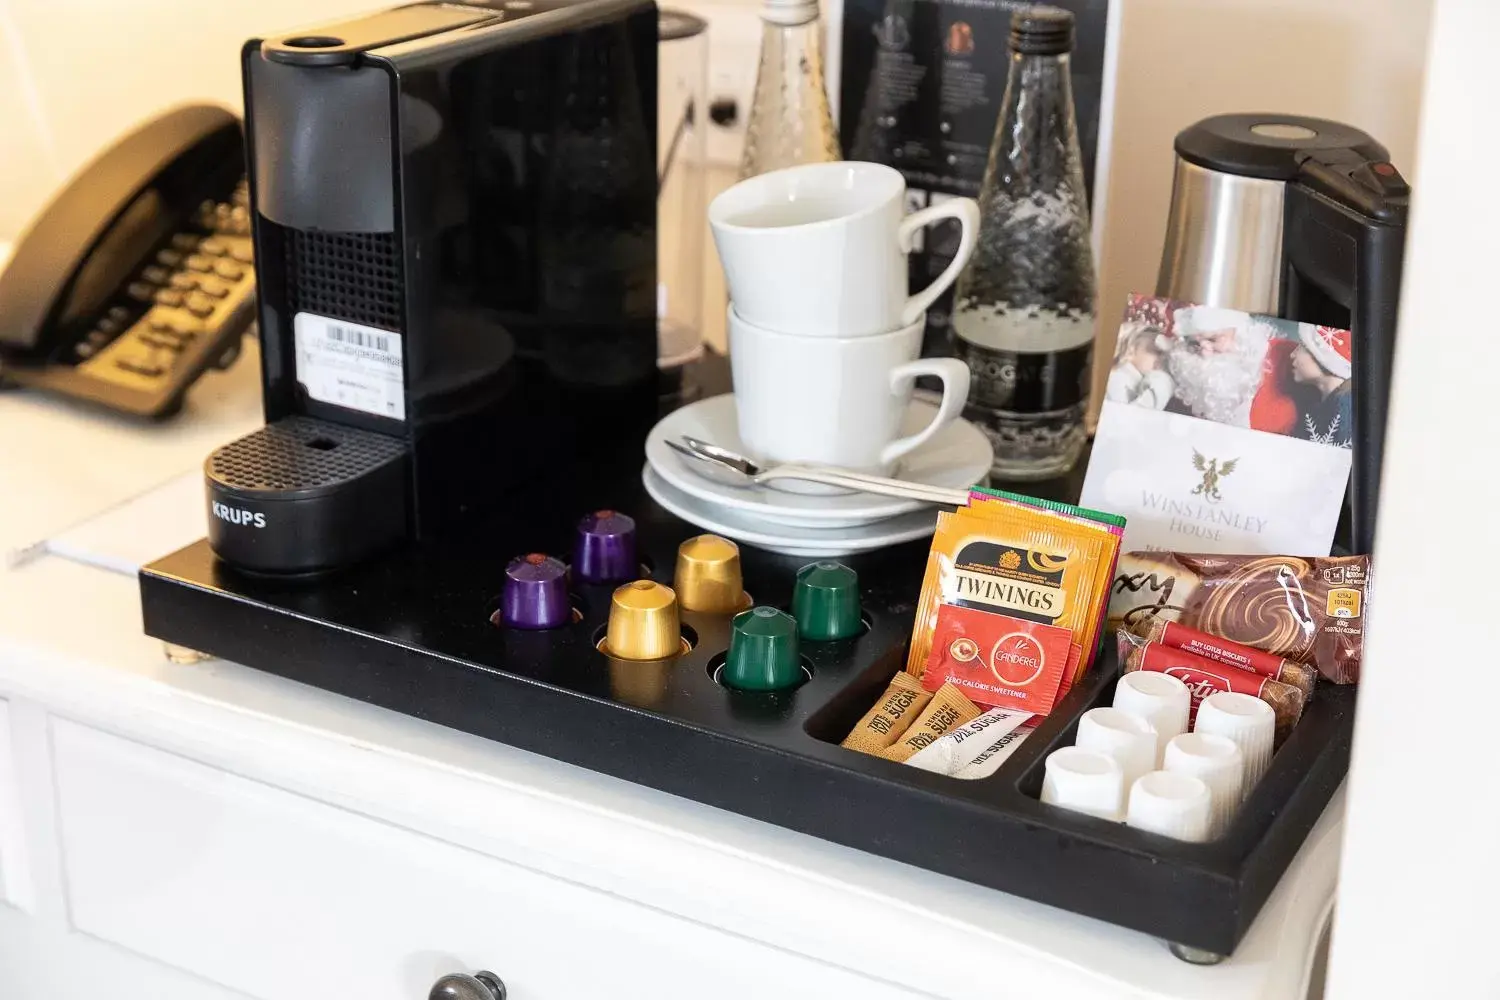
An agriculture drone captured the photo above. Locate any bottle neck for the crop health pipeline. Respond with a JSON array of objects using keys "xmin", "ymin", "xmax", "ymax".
[{"xmin": 1005, "ymin": 50, "xmax": 1073, "ymax": 96}]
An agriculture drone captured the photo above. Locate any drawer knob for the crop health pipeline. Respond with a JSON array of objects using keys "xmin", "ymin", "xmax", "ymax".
[{"xmin": 429, "ymin": 971, "xmax": 507, "ymax": 1000}]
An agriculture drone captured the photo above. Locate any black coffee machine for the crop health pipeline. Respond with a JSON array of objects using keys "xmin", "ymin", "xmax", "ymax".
[
  {"xmin": 1156, "ymin": 113, "xmax": 1409, "ymax": 554},
  {"xmin": 206, "ymin": 0, "xmax": 659, "ymax": 574}
]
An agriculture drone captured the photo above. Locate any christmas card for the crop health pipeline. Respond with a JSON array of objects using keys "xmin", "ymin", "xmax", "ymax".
[{"xmin": 1080, "ymin": 295, "xmax": 1354, "ymax": 556}]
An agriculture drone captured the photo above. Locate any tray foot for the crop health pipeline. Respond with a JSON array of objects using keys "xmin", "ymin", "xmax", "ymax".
[
  {"xmin": 1167, "ymin": 942, "xmax": 1225, "ymax": 965},
  {"xmin": 163, "ymin": 642, "xmax": 214, "ymax": 665}
]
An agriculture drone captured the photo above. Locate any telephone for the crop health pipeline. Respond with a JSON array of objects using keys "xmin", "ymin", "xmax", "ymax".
[{"xmin": 0, "ymin": 104, "xmax": 256, "ymax": 418}]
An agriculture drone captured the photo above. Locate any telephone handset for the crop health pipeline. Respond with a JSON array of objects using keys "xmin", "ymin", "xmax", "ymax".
[{"xmin": 0, "ymin": 104, "xmax": 256, "ymax": 417}]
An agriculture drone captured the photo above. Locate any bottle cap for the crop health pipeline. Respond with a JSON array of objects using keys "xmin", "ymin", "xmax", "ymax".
[
  {"xmin": 760, "ymin": 0, "xmax": 819, "ymax": 27},
  {"xmin": 792, "ymin": 561, "xmax": 862, "ymax": 640},
  {"xmin": 574, "ymin": 510, "xmax": 638, "ymax": 584},
  {"xmin": 1126, "ymin": 771, "xmax": 1212, "ymax": 843},
  {"xmin": 1010, "ymin": 5, "xmax": 1074, "ymax": 56},
  {"xmin": 673, "ymin": 535, "xmax": 748, "ymax": 614},
  {"xmin": 722, "ymin": 606, "xmax": 802, "ymax": 691},
  {"xmin": 1075, "ymin": 707, "xmax": 1157, "ymax": 791},
  {"xmin": 1193, "ymin": 692, "xmax": 1275, "ymax": 792},
  {"xmin": 1040, "ymin": 747, "xmax": 1124, "ymax": 821},
  {"xmin": 605, "ymin": 580, "xmax": 681, "ymax": 660},
  {"xmin": 501, "ymin": 553, "xmax": 572, "ymax": 630}
]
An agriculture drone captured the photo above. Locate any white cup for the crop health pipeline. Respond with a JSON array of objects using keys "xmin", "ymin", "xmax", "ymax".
[
  {"xmin": 1075, "ymin": 708, "xmax": 1157, "ymax": 792},
  {"xmin": 1193, "ymin": 692, "xmax": 1276, "ymax": 794},
  {"xmin": 1113, "ymin": 670, "xmax": 1192, "ymax": 765},
  {"xmin": 1041, "ymin": 747, "xmax": 1125, "ymax": 821},
  {"xmin": 1163, "ymin": 733, "xmax": 1244, "ymax": 838},
  {"xmin": 709, "ymin": 161, "xmax": 981, "ymax": 338},
  {"xmin": 1126, "ymin": 771, "xmax": 1213, "ymax": 843},
  {"xmin": 728, "ymin": 306, "xmax": 970, "ymax": 475}
]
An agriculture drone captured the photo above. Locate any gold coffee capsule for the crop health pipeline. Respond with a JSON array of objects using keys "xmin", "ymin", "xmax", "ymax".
[
  {"xmin": 605, "ymin": 580, "xmax": 681, "ymax": 660},
  {"xmin": 674, "ymin": 535, "xmax": 749, "ymax": 614}
]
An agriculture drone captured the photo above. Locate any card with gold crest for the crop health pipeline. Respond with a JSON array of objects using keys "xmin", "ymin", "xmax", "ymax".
[{"xmin": 1080, "ymin": 294, "xmax": 1353, "ymax": 556}]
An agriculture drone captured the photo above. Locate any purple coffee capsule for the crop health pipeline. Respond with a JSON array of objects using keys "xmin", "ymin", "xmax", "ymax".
[
  {"xmin": 573, "ymin": 509, "xmax": 638, "ymax": 583},
  {"xmin": 501, "ymin": 553, "xmax": 571, "ymax": 629}
]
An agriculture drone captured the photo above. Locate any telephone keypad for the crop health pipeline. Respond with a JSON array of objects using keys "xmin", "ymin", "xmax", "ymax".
[
  {"xmin": 73, "ymin": 179, "xmax": 255, "ymax": 406},
  {"xmin": 195, "ymin": 276, "xmax": 231, "ymax": 299}
]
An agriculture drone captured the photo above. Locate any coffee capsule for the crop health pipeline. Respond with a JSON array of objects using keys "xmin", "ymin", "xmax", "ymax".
[
  {"xmin": 574, "ymin": 510, "xmax": 638, "ymax": 584},
  {"xmin": 500, "ymin": 553, "xmax": 571, "ymax": 629},
  {"xmin": 792, "ymin": 561, "xmax": 861, "ymax": 640},
  {"xmin": 722, "ymin": 606, "xmax": 801, "ymax": 691},
  {"xmin": 605, "ymin": 580, "xmax": 681, "ymax": 660},
  {"xmin": 673, "ymin": 534, "xmax": 748, "ymax": 614}
]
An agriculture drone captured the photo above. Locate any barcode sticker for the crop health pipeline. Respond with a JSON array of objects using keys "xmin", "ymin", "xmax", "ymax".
[{"xmin": 293, "ymin": 312, "xmax": 405, "ymax": 420}]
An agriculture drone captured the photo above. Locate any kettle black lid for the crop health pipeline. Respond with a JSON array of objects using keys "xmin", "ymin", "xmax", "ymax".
[{"xmin": 1174, "ymin": 113, "xmax": 1390, "ymax": 180}]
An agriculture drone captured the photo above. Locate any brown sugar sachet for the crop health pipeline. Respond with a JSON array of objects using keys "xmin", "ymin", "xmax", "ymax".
[
  {"xmin": 880, "ymin": 683, "xmax": 981, "ymax": 763},
  {"xmin": 1143, "ymin": 619, "xmax": 1317, "ymax": 702},
  {"xmin": 841, "ymin": 672, "xmax": 933, "ymax": 754}
]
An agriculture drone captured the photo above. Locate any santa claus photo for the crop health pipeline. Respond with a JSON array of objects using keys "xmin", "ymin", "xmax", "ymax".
[{"xmin": 1105, "ymin": 295, "xmax": 1352, "ymax": 450}]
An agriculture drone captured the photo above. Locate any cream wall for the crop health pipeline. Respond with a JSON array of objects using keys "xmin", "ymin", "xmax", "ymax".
[
  {"xmin": 0, "ymin": 0, "xmax": 378, "ymax": 238},
  {"xmin": 1090, "ymin": 0, "xmax": 1432, "ymax": 413},
  {"xmin": 0, "ymin": 0, "xmax": 1433, "ymax": 358}
]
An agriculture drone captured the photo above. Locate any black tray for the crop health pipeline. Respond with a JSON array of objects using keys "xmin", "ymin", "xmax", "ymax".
[{"xmin": 139, "ymin": 468, "xmax": 1354, "ymax": 957}]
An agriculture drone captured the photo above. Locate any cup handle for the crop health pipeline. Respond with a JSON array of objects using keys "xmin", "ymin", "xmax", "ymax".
[
  {"xmin": 879, "ymin": 358, "xmax": 971, "ymax": 468},
  {"xmin": 896, "ymin": 197, "xmax": 982, "ymax": 327}
]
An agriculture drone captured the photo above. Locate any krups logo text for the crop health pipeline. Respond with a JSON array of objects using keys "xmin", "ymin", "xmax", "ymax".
[{"xmin": 213, "ymin": 502, "xmax": 266, "ymax": 529}]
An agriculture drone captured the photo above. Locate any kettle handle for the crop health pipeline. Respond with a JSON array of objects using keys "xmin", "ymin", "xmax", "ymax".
[{"xmin": 1283, "ymin": 154, "xmax": 1408, "ymax": 555}]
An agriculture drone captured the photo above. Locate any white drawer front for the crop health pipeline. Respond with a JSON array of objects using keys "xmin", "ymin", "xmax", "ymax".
[
  {"xmin": 0, "ymin": 698, "xmax": 28, "ymax": 909},
  {"xmin": 51, "ymin": 720, "xmax": 916, "ymax": 1000}
]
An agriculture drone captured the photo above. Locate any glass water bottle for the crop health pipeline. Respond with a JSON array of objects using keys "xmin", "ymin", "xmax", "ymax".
[
  {"xmin": 949, "ymin": 6, "xmax": 1096, "ymax": 480},
  {"xmin": 739, "ymin": 0, "xmax": 841, "ymax": 179}
]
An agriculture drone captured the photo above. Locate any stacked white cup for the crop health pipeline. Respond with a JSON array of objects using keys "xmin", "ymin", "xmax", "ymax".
[{"xmin": 709, "ymin": 162, "xmax": 981, "ymax": 476}]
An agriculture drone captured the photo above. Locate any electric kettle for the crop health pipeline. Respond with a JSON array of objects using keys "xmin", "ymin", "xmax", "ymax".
[{"xmin": 1156, "ymin": 113, "xmax": 1409, "ymax": 555}]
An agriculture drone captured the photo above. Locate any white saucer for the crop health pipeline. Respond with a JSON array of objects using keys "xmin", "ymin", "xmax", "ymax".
[
  {"xmin": 645, "ymin": 393, "xmax": 993, "ymax": 529},
  {"xmin": 644, "ymin": 467, "xmax": 939, "ymax": 557}
]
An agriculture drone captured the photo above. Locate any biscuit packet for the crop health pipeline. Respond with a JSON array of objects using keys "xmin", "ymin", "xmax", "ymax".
[
  {"xmin": 906, "ymin": 497, "xmax": 1121, "ymax": 718},
  {"xmin": 1108, "ymin": 552, "xmax": 1370, "ymax": 684}
]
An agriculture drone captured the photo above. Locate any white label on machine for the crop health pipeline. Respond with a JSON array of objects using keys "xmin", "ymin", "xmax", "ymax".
[{"xmin": 293, "ymin": 313, "xmax": 405, "ymax": 421}]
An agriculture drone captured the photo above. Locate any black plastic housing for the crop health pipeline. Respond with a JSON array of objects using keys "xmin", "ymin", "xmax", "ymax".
[
  {"xmin": 205, "ymin": 416, "xmax": 408, "ymax": 574},
  {"xmin": 241, "ymin": 0, "xmax": 660, "ymax": 541}
]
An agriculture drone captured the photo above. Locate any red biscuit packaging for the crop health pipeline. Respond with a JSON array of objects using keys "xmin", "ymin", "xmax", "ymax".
[
  {"xmin": 1119, "ymin": 631, "xmax": 1305, "ymax": 740},
  {"xmin": 1108, "ymin": 552, "xmax": 1371, "ymax": 684}
]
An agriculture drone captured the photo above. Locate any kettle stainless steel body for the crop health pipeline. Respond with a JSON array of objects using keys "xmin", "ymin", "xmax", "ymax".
[{"xmin": 1156, "ymin": 113, "xmax": 1409, "ymax": 554}]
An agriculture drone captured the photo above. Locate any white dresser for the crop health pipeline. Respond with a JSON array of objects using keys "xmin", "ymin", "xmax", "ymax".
[{"xmin": 0, "ymin": 347, "xmax": 1337, "ymax": 1000}]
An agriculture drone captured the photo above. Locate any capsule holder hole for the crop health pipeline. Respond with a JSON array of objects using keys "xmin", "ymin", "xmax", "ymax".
[
  {"xmin": 707, "ymin": 652, "xmax": 814, "ymax": 692},
  {"xmin": 591, "ymin": 622, "xmax": 697, "ymax": 656},
  {"xmin": 488, "ymin": 595, "xmax": 585, "ymax": 630}
]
